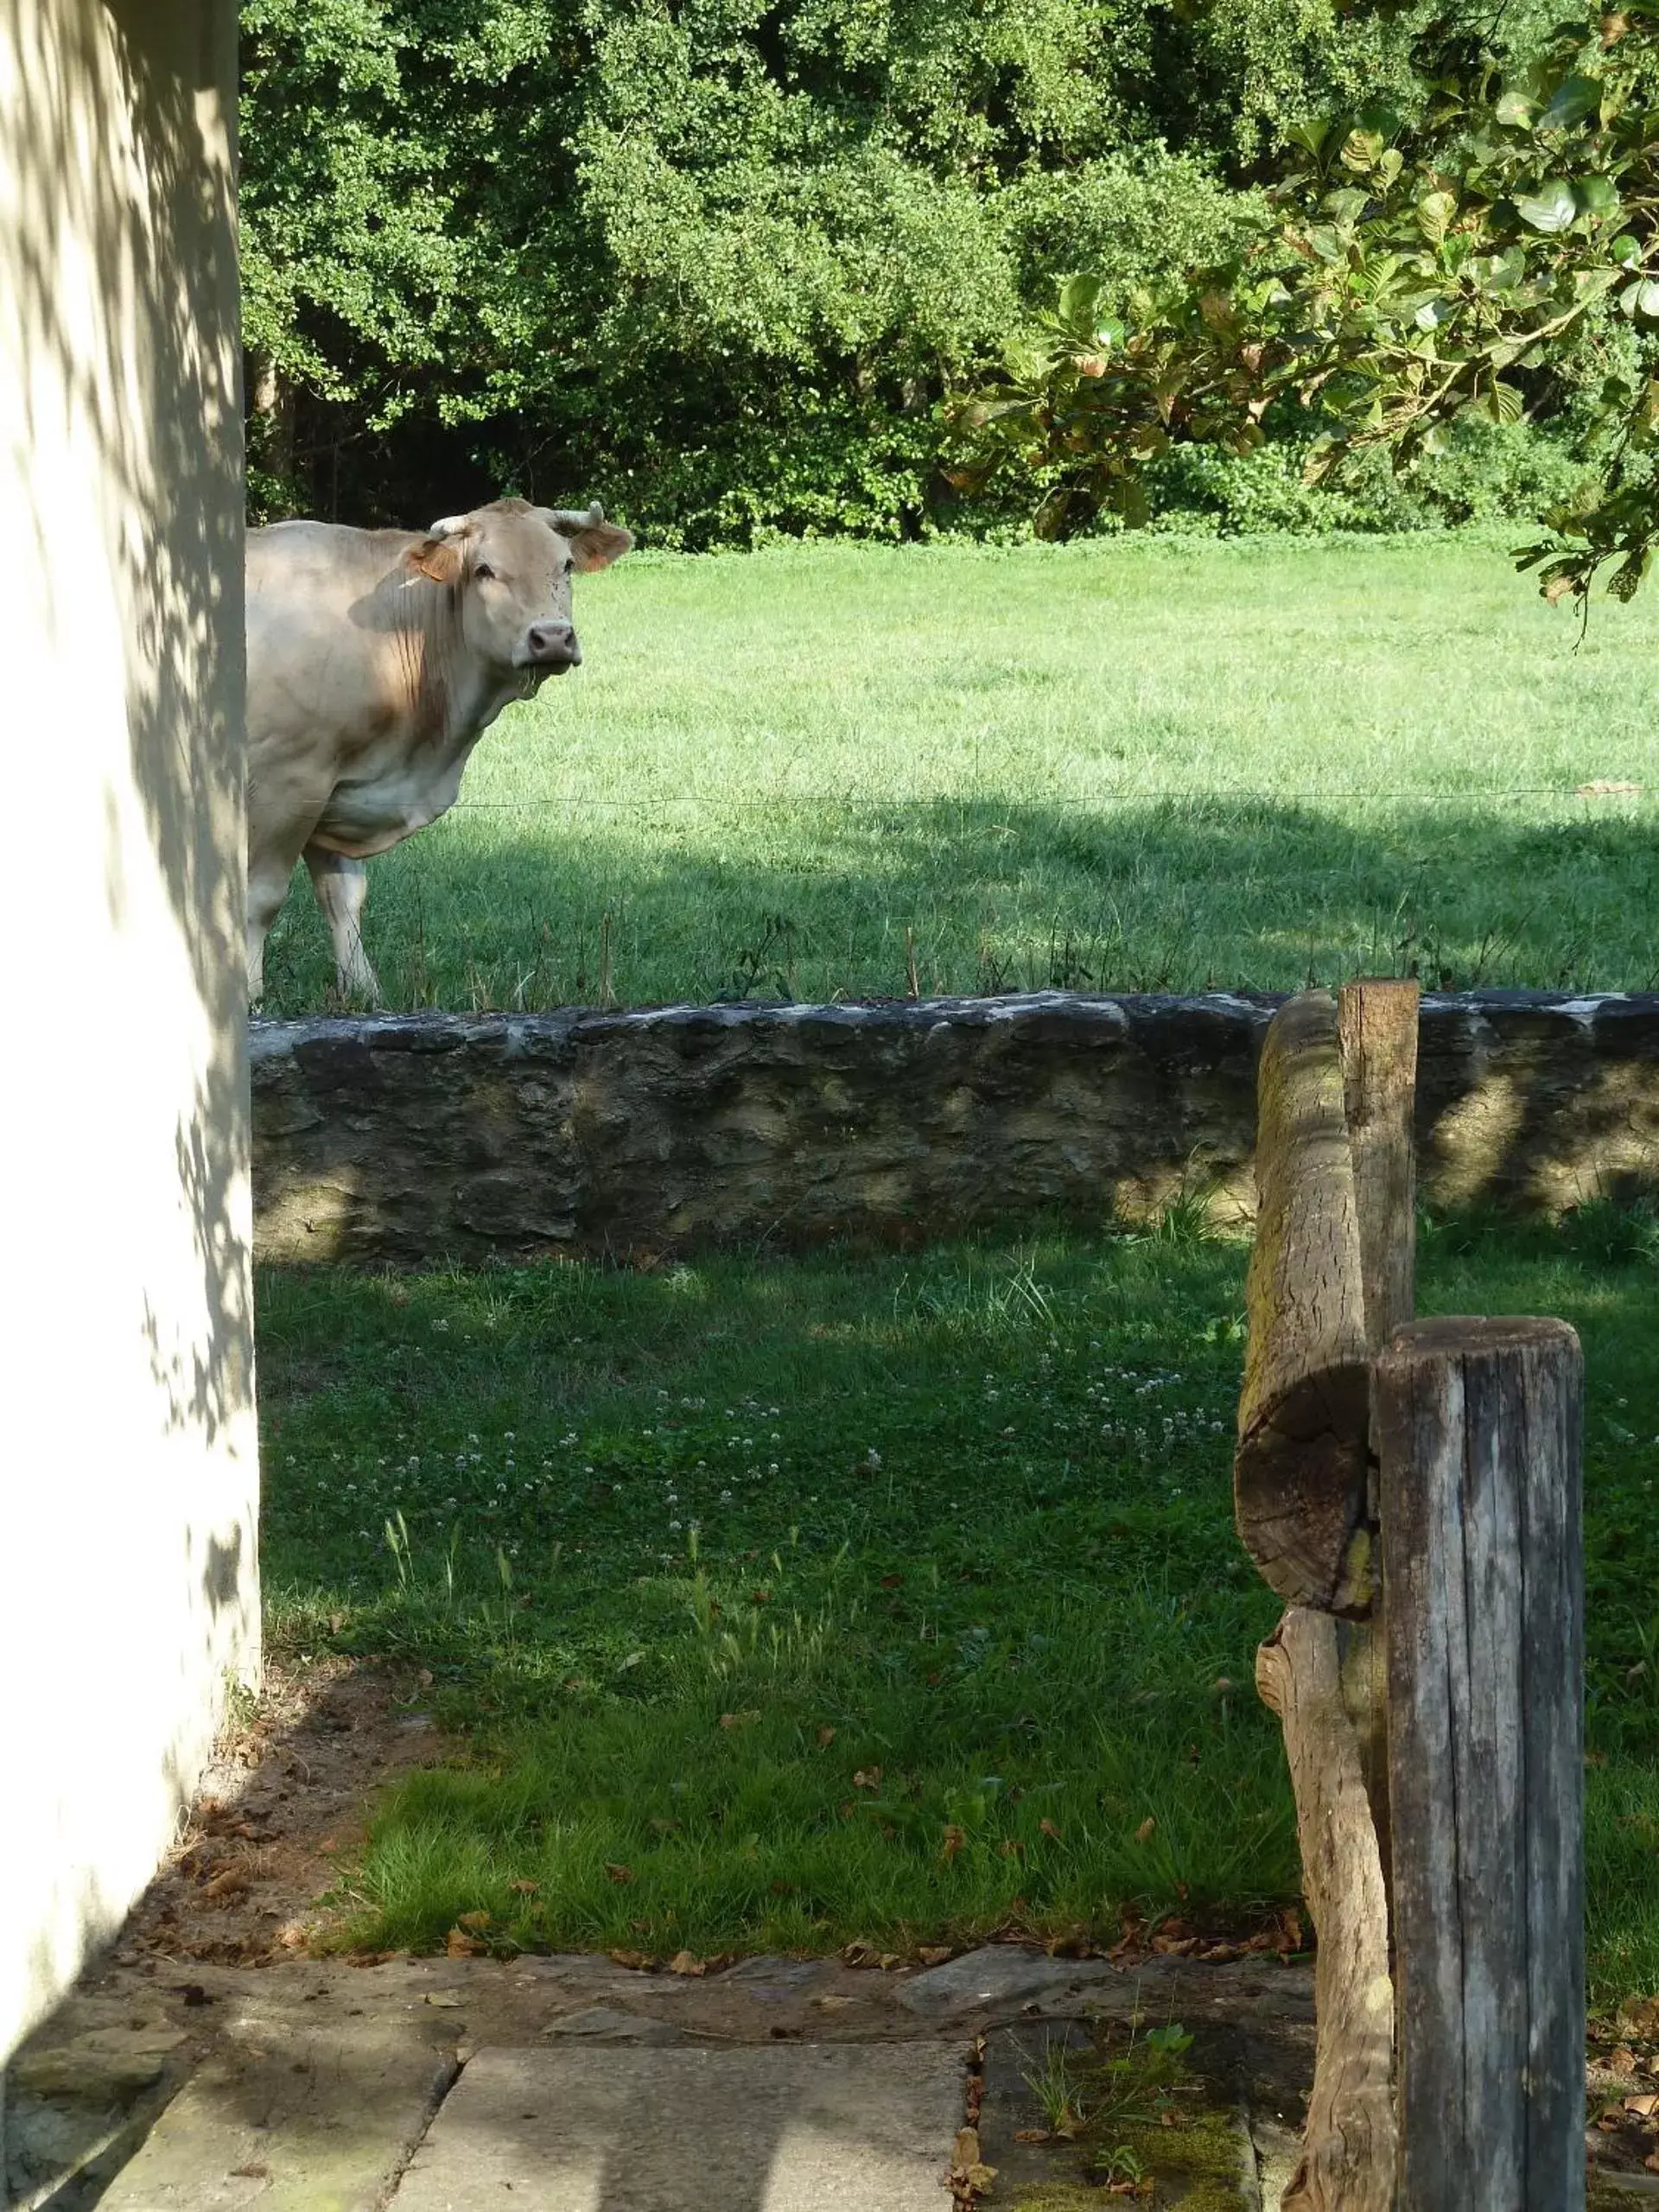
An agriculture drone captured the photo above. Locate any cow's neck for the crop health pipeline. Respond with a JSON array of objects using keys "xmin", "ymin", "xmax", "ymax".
[{"xmin": 404, "ymin": 592, "xmax": 524, "ymax": 760}]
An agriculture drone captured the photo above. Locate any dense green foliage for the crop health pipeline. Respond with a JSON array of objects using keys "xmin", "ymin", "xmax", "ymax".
[
  {"xmin": 955, "ymin": 9, "xmax": 1659, "ymax": 596},
  {"xmin": 240, "ymin": 0, "xmax": 1544, "ymax": 539},
  {"xmin": 258, "ymin": 1217, "xmax": 1659, "ymax": 1993}
]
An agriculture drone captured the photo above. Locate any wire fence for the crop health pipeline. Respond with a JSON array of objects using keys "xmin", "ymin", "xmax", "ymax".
[{"xmin": 442, "ymin": 780, "xmax": 1646, "ymax": 814}]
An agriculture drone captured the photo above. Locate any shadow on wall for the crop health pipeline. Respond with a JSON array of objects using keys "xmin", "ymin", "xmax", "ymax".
[{"xmin": 2, "ymin": 0, "xmax": 254, "ymax": 2051}]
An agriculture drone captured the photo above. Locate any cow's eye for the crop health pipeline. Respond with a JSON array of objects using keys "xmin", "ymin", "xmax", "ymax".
[
  {"xmin": 474, "ymin": 562, "xmax": 496, "ymax": 582},
  {"xmin": 564, "ymin": 557, "xmax": 575, "ymax": 575}
]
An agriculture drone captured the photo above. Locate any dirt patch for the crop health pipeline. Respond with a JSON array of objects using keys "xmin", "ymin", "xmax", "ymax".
[{"xmin": 118, "ymin": 1652, "xmax": 448, "ymax": 1971}]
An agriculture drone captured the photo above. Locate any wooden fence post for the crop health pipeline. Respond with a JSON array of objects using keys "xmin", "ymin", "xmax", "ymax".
[
  {"xmin": 1375, "ymin": 1316, "xmax": 1586, "ymax": 2210},
  {"xmin": 1236, "ymin": 982, "xmax": 1419, "ymax": 2211},
  {"xmin": 1337, "ymin": 978, "xmax": 1420, "ymax": 1878}
]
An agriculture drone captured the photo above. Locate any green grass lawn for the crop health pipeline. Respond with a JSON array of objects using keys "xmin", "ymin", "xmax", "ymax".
[
  {"xmin": 257, "ymin": 1211, "xmax": 1659, "ymax": 2002},
  {"xmin": 256, "ymin": 534, "xmax": 1659, "ymax": 1014}
]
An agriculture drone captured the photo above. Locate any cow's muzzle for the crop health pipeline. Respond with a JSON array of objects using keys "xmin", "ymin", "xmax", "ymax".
[{"xmin": 520, "ymin": 621, "xmax": 582, "ymax": 671}]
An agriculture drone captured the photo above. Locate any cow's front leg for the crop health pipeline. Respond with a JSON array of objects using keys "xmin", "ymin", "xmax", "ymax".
[
  {"xmin": 304, "ymin": 846, "xmax": 381, "ymax": 1005},
  {"xmin": 246, "ymin": 851, "xmax": 297, "ymax": 1004}
]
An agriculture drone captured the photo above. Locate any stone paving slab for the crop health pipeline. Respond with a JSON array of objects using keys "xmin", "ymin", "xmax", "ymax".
[
  {"xmin": 97, "ymin": 2018, "xmax": 456, "ymax": 2211},
  {"xmin": 386, "ymin": 2042, "xmax": 968, "ymax": 2212}
]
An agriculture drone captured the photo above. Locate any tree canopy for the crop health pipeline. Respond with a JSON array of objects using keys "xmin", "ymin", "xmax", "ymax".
[
  {"xmin": 241, "ymin": 0, "xmax": 1463, "ymax": 537},
  {"xmin": 950, "ymin": 8, "xmax": 1659, "ymax": 600}
]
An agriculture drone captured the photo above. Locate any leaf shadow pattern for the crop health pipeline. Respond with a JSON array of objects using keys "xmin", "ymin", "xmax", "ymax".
[{"xmin": 2, "ymin": 0, "xmax": 256, "ymax": 2059}]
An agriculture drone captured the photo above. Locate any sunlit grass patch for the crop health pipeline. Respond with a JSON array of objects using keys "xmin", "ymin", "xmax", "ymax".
[{"xmin": 255, "ymin": 536, "xmax": 1659, "ymax": 1013}]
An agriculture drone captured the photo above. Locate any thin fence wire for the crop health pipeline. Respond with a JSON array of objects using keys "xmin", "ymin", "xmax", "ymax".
[{"xmin": 443, "ymin": 782, "xmax": 1646, "ymax": 813}]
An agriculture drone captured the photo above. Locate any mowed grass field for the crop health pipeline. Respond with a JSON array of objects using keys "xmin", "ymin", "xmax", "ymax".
[
  {"xmin": 256, "ymin": 533, "xmax": 1659, "ymax": 1014},
  {"xmin": 260, "ymin": 1212, "xmax": 1659, "ymax": 2001}
]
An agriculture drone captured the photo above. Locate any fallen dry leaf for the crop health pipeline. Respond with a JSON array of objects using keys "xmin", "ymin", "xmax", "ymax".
[
  {"xmin": 918, "ymin": 1945, "xmax": 953, "ymax": 1967},
  {"xmin": 954, "ymin": 2127, "xmax": 982, "ymax": 2168},
  {"xmin": 941, "ymin": 1823, "xmax": 967, "ymax": 1863},
  {"xmin": 1014, "ymin": 2128, "xmax": 1052, "ymax": 2144},
  {"xmin": 417, "ymin": 1669, "xmax": 434, "ymax": 1688},
  {"xmin": 1626, "ymin": 2093, "xmax": 1659, "ymax": 2119},
  {"xmin": 1039, "ymin": 1818, "xmax": 1063, "ymax": 1842},
  {"xmin": 609, "ymin": 1948, "xmax": 653, "ymax": 1970},
  {"xmin": 853, "ymin": 1767, "xmax": 881, "ymax": 1789},
  {"xmin": 605, "ymin": 1863, "xmax": 634, "ymax": 1885},
  {"xmin": 817, "ymin": 1726, "xmax": 836, "ymax": 1747},
  {"xmin": 508, "ymin": 1879, "xmax": 539, "ymax": 1896},
  {"xmin": 457, "ymin": 1910, "xmax": 493, "ymax": 1932},
  {"xmin": 1135, "ymin": 1816, "xmax": 1157, "ymax": 1845},
  {"xmin": 445, "ymin": 1928, "xmax": 482, "ymax": 1957},
  {"xmin": 203, "ymin": 1868, "xmax": 251, "ymax": 1902},
  {"xmin": 424, "ymin": 1992, "xmax": 465, "ymax": 2008},
  {"xmin": 668, "ymin": 1950, "xmax": 707, "ymax": 1977}
]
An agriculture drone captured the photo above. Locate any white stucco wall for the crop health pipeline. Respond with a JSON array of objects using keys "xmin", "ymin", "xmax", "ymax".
[{"xmin": 0, "ymin": 0, "xmax": 255, "ymax": 2060}]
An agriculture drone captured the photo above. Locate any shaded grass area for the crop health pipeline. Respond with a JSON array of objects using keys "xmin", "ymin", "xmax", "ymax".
[
  {"xmin": 258, "ymin": 1214, "xmax": 1659, "ymax": 1998},
  {"xmin": 255, "ymin": 537, "xmax": 1659, "ymax": 1013}
]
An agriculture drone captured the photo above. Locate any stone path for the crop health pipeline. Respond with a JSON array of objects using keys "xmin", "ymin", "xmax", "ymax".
[
  {"xmin": 8, "ymin": 1942, "xmax": 1657, "ymax": 2208},
  {"xmin": 391, "ymin": 2044, "xmax": 965, "ymax": 2212}
]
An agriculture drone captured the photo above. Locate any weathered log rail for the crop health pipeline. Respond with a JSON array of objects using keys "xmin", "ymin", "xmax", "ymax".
[{"xmin": 1236, "ymin": 982, "xmax": 1586, "ymax": 2209}]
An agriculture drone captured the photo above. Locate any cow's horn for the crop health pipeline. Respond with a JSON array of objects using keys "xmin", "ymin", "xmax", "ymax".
[
  {"xmin": 540, "ymin": 501, "xmax": 606, "ymax": 531},
  {"xmin": 426, "ymin": 514, "xmax": 472, "ymax": 541}
]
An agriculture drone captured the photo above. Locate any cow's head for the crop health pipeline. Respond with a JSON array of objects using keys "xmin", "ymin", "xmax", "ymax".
[{"xmin": 404, "ymin": 497, "xmax": 632, "ymax": 677}]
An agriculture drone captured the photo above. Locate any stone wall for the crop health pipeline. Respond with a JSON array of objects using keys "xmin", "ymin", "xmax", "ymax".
[{"xmin": 251, "ymin": 992, "xmax": 1659, "ymax": 1268}]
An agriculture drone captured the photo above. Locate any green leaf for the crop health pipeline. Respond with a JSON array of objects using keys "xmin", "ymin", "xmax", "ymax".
[
  {"xmin": 1496, "ymin": 88, "xmax": 1541, "ymax": 128},
  {"xmin": 1514, "ymin": 181, "xmax": 1579, "ymax": 232},
  {"xmin": 1285, "ymin": 119, "xmax": 1332, "ymax": 159},
  {"xmin": 1486, "ymin": 380, "xmax": 1526, "ymax": 424},
  {"xmin": 1573, "ymin": 175, "xmax": 1621, "ymax": 219},
  {"xmin": 1341, "ymin": 128, "xmax": 1385, "ymax": 172},
  {"xmin": 1057, "ymin": 275, "xmax": 1106, "ymax": 327},
  {"xmin": 1536, "ymin": 75, "xmax": 1603, "ymax": 131},
  {"xmin": 1417, "ymin": 190, "xmax": 1459, "ymax": 244}
]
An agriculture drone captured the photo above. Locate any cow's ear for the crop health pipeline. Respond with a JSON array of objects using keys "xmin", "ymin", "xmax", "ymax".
[
  {"xmin": 406, "ymin": 537, "xmax": 466, "ymax": 586},
  {"xmin": 567, "ymin": 519, "xmax": 634, "ymax": 574}
]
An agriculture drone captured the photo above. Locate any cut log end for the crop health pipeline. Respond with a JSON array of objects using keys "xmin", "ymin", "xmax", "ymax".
[{"xmin": 1236, "ymin": 1362, "xmax": 1372, "ymax": 1611}]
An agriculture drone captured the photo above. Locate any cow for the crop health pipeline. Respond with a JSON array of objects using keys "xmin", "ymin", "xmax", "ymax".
[{"xmin": 245, "ymin": 496, "xmax": 632, "ymax": 1003}]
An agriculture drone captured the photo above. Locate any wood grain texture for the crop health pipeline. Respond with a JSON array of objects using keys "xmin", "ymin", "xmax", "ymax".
[
  {"xmin": 1236, "ymin": 992, "xmax": 1372, "ymax": 1611},
  {"xmin": 1256, "ymin": 1607, "xmax": 1397, "ymax": 2212},
  {"xmin": 1376, "ymin": 1316, "xmax": 1585, "ymax": 2211},
  {"xmin": 1336, "ymin": 978, "xmax": 1419, "ymax": 1886},
  {"xmin": 1338, "ymin": 979, "xmax": 1419, "ymax": 1353}
]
